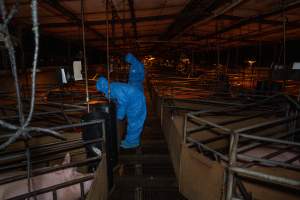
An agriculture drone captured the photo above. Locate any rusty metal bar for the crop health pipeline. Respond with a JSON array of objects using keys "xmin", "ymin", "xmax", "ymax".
[
  {"xmin": 0, "ymin": 108, "xmax": 84, "ymax": 120},
  {"xmin": 7, "ymin": 174, "xmax": 94, "ymax": 200},
  {"xmin": 0, "ymin": 157, "xmax": 100, "ymax": 185},
  {"xmin": 226, "ymin": 133, "xmax": 239, "ymax": 200},
  {"xmin": 187, "ymin": 113, "xmax": 232, "ymax": 132},
  {"xmin": 239, "ymin": 133, "xmax": 300, "ymax": 147},
  {"xmin": 230, "ymin": 167, "xmax": 300, "ymax": 188},
  {"xmin": 235, "ymin": 115, "xmax": 300, "ymax": 133}
]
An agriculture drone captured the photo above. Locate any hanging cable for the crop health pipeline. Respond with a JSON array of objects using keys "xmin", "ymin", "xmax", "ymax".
[
  {"xmin": 216, "ymin": 19, "xmax": 220, "ymax": 66},
  {"xmin": 24, "ymin": 0, "xmax": 39, "ymax": 128},
  {"xmin": 0, "ymin": 0, "xmax": 24, "ymax": 125},
  {"xmin": 281, "ymin": 0, "xmax": 288, "ymax": 89},
  {"xmin": 81, "ymin": 0, "xmax": 90, "ymax": 112},
  {"xmin": 283, "ymin": 17, "xmax": 288, "ymax": 88},
  {"xmin": 1, "ymin": 0, "xmax": 38, "ymax": 197},
  {"xmin": 122, "ymin": 0, "xmax": 127, "ymax": 46},
  {"xmin": 283, "ymin": 17, "xmax": 287, "ymax": 68},
  {"xmin": 0, "ymin": 0, "xmax": 65, "ymax": 150},
  {"xmin": 106, "ymin": 0, "xmax": 111, "ymax": 101}
]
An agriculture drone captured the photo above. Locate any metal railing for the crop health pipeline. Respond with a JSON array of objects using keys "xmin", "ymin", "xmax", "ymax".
[
  {"xmin": 183, "ymin": 94, "xmax": 300, "ymax": 200},
  {"xmin": 0, "ymin": 114, "xmax": 106, "ymax": 199}
]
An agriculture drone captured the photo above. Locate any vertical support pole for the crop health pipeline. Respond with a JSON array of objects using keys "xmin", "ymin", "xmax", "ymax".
[
  {"xmin": 111, "ymin": 7, "xmax": 116, "ymax": 48},
  {"xmin": 216, "ymin": 19, "xmax": 220, "ymax": 66},
  {"xmin": 134, "ymin": 187, "xmax": 143, "ymax": 200},
  {"xmin": 258, "ymin": 23, "xmax": 262, "ymax": 68},
  {"xmin": 160, "ymin": 98, "xmax": 164, "ymax": 127},
  {"xmin": 101, "ymin": 120, "xmax": 106, "ymax": 153},
  {"xmin": 283, "ymin": 17, "xmax": 286, "ymax": 69},
  {"xmin": 286, "ymin": 103, "xmax": 290, "ymax": 133},
  {"xmin": 106, "ymin": 0, "xmax": 111, "ymax": 101},
  {"xmin": 25, "ymin": 140, "xmax": 38, "ymax": 200},
  {"xmin": 26, "ymin": 143, "xmax": 32, "ymax": 196},
  {"xmin": 122, "ymin": 0, "xmax": 127, "ymax": 46},
  {"xmin": 191, "ymin": 50, "xmax": 194, "ymax": 76},
  {"xmin": 128, "ymin": 0, "xmax": 138, "ymax": 52},
  {"xmin": 81, "ymin": 0, "xmax": 90, "ymax": 113},
  {"xmin": 80, "ymin": 182, "xmax": 85, "ymax": 200},
  {"xmin": 282, "ymin": 0, "xmax": 287, "ymax": 89},
  {"xmin": 283, "ymin": 16, "xmax": 286, "ymax": 88},
  {"xmin": 183, "ymin": 114, "xmax": 188, "ymax": 144},
  {"xmin": 67, "ymin": 39, "xmax": 71, "ymax": 64},
  {"xmin": 52, "ymin": 190, "xmax": 58, "ymax": 200},
  {"xmin": 226, "ymin": 132, "xmax": 239, "ymax": 200}
]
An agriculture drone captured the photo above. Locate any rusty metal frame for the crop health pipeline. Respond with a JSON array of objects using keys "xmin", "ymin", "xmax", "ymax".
[{"xmin": 183, "ymin": 94, "xmax": 300, "ymax": 200}]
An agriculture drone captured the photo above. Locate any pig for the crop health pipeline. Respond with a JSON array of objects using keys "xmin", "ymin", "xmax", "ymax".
[
  {"xmin": 0, "ymin": 153, "xmax": 93, "ymax": 200},
  {"xmin": 243, "ymin": 146, "xmax": 300, "ymax": 166}
]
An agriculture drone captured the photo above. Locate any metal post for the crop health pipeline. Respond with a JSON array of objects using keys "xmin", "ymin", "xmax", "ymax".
[
  {"xmin": 230, "ymin": 167, "xmax": 300, "ymax": 187},
  {"xmin": 52, "ymin": 190, "xmax": 57, "ymax": 200},
  {"xmin": 183, "ymin": 114, "xmax": 188, "ymax": 143},
  {"xmin": 80, "ymin": 0, "xmax": 90, "ymax": 113},
  {"xmin": 160, "ymin": 99, "xmax": 164, "ymax": 126},
  {"xmin": 226, "ymin": 133, "xmax": 239, "ymax": 200},
  {"xmin": 106, "ymin": 0, "xmax": 111, "ymax": 101},
  {"xmin": 80, "ymin": 182, "xmax": 85, "ymax": 200},
  {"xmin": 134, "ymin": 187, "xmax": 143, "ymax": 200}
]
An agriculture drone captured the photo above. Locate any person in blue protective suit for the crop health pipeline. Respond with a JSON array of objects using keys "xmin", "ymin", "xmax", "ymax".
[
  {"xmin": 96, "ymin": 76, "xmax": 147, "ymax": 149},
  {"xmin": 125, "ymin": 53, "xmax": 145, "ymax": 92}
]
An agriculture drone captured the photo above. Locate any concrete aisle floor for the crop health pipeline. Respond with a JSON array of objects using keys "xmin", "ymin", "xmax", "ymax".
[{"xmin": 108, "ymin": 83, "xmax": 186, "ymax": 200}]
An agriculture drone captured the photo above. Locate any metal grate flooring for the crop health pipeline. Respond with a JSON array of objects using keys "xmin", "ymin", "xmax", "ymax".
[{"xmin": 108, "ymin": 116, "xmax": 187, "ymax": 200}]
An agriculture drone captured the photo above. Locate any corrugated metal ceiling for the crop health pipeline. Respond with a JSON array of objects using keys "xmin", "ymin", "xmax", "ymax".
[{"xmin": 6, "ymin": 0, "xmax": 300, "ymax": 53}]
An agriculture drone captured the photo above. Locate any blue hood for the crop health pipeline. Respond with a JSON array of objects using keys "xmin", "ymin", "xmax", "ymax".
[
  {"xmin": 96, "ymin": 76, "xmax": 109, "ymax": 96},
  {"xmin": 125, "ymin": 53, "xmax": 139, "ymax": 65}
]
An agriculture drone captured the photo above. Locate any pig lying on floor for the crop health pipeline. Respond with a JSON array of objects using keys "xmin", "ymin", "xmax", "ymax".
[{"xmin": 0, "ymin": 153, "xmax": 93, "ymax": 200}]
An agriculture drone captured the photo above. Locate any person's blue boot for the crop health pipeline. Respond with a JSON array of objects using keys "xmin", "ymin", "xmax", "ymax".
[{"xmin": 120, "ymin": 140, "xmax": 140, "ymax": 149}]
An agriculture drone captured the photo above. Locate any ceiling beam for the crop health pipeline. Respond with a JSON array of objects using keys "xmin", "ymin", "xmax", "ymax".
[
  {"xmin": 218, "ymin": 15, "xmax": 300, "ymax": 28},
  {"xmin": 86, "ymin": 34, "xmax": 159, "ymax": 42},
  {"xmin": 40, "ymin": 14, "xmax": 175, "ymax": 28},
  {"xmin": 178, "ymin": 0, "xmax": 246, "ymax": 35},
  {"xmin": 184, "ymin": 33, "xmax": 257, "ymax": 44},
  {"xmin": 159, "ymin": 0, "xmax": 227, "ymax": 40},
  {"xmin": 39, "ymin": 12, "xmax": 291, "ymax": 30},
  {"xmin": 196, "ymin": 0, "xmax": 300, "ymax": 41},
  {"xmin": 92, "ymin": 45, "xmax": 152, "ymax": 50},
  {"xmin": 223, "ymin": 25, "xmax": 300, "ymax": 44},
  {"xmin": 41, "ymin": 0, "xmax": 106, "ymax": 40},
  {"xmin": 183, "ymin": 25, "xmax": 300, "ymax": 50}
]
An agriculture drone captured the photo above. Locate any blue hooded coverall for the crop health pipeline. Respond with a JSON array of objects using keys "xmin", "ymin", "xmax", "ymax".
[
  {"xmin": 96, "ymin": 77, "xmax": 147, "ymax": 149},
  {"xmin": 125, "ymin": 53, "xmax": 145, "ymax": 92}
]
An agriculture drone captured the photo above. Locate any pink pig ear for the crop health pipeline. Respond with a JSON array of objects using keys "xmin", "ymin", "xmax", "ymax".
[{"xmin": 62, "ymin": 153, "xmax": 71, "ymax": 165}]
